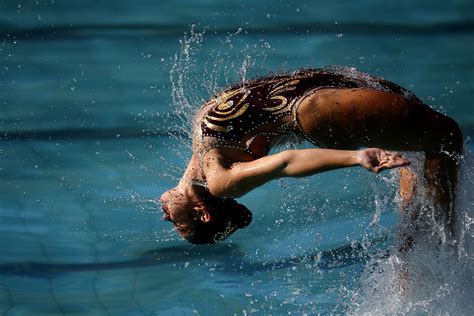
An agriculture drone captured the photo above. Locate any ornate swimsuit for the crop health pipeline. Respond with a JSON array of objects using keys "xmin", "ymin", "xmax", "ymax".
[{"xmin": 199, "ymin": 67, "xmax": 411, "ymax": 157}]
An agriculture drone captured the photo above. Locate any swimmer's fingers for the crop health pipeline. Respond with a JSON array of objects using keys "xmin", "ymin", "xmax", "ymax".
[
  {"xmin": 359, "ymin": 148, "xmax": 410, "ymax": 173},
  {"xmin": 359, "ymin": 148, "xmax": 388, "ymax": 172},
  {"xmin": 378, "ymin": 150, "xmax": 401, "ymax": 163},
  {"xmin": 383, "ymin": 151, "xmax": 403, "ymax": 160},
  {"xmin": 374, "ymin": 153, "xmax": 410, "ymax": 173}
]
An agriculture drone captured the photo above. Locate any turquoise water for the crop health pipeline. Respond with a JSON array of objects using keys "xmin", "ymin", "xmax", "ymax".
[{"xmin": 1, "ymin": 1, "xmax": 473, "ymax": 315}]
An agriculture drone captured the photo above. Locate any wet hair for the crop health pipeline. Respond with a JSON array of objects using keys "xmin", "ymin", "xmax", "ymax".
[{"xmin": 183, "ymin": 196, "xmax": 252, "ymax": 245}]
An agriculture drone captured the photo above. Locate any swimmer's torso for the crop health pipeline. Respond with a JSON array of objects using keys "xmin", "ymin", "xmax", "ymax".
[{"xmin": 197, "ymin": 67, "xmax": 412, "ymax": 158}]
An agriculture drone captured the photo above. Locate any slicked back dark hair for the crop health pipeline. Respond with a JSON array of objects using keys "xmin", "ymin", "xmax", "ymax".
[{"xmin": 183, "ymin": 197, "xmax": 252, "ymax": 244}]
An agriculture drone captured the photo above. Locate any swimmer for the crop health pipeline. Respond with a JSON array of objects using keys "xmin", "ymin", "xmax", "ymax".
[{"xmin": 160, "ymin": 67, "xmax": 463, "ymax": 244}]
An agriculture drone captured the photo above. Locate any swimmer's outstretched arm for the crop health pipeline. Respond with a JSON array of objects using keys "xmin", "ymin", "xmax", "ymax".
[{"xmin": 205, "ymin": 148, "xmax": 409, "ymax": 198}]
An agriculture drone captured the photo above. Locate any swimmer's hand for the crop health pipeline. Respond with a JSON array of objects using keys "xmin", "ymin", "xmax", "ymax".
[{"xmin": 359, "ymin": 148, "xmax": 410, "ymax": 173}]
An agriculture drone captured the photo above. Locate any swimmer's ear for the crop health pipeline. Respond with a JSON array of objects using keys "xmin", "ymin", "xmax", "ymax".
[{"xmin": 195, "ymin": 206, "xmax": 211, "ymax": 223}]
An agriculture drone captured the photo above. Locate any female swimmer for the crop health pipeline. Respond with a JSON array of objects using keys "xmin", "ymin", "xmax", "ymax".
[{"xmin": 160, "ymin": 67, "xmax": 463, "ymax": 244}]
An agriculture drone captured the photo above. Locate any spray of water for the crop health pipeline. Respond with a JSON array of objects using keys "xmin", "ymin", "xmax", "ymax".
[
  {"xmin": 348, "ymin": 145, "xmax": 473, "ymax": 315},
  {"xmin": 167, "ymin": 27, "xmax": 273, "ymax": 172}
]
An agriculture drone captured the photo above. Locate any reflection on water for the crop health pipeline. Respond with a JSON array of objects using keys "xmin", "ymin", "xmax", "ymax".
[{"xmin": 0, "ymin": 240, "xmax": 380, "ymax": 279}]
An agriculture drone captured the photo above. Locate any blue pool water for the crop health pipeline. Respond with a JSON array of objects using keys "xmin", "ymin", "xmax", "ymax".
[{"xmin": 1, "ymin": 1, "xmax": 473, "ymax": 315}]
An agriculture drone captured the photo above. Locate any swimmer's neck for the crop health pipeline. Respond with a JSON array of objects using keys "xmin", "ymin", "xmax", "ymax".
[
  {"xmin": 173, "ymin": 154, "xmax": 209, "ymax": 205},
  {"xmin": 178, "ymin": 154, "xmax": 205, "ymax": 189}
]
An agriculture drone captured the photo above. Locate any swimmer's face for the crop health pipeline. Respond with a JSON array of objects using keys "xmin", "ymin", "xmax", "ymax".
[
  {"xmin": 160, "ymin": 187, "xmax": 252, "ymax": 244},
  {"xmin": 159, "ymin": 188, "xmax": 199, "ymax": 239}
]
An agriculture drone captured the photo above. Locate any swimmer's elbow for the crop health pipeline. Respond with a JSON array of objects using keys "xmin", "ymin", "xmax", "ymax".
[
  {"xmin": 206, "ymin": 173, "xmax": 243, "ymax": 199},
  {"xmin": 207, "ymin": 182, "xmax": 244, "ymax": 199},
  {"xmin": 206, "ymin": 180, "xmax": 228, "ymax": 198},
  {"xmin": 206, "ymin": 153, "xmax": 290, "ymax": 198}
]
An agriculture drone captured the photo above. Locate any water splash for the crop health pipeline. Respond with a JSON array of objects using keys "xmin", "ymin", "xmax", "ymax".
[
  {"xmin": 166, "ymin": 27, "xmax": 274, "ymax": 176},
  {"xmin": 169, "ymin": 25, "xmax": 205, "ymax": 142},
  {"xmin": 348, "ymin": 145, "xmax": 474, "ymax": 315},
  {"xmin": 169, "ymin": 27, "xmax": 276, "ymax": 132}
]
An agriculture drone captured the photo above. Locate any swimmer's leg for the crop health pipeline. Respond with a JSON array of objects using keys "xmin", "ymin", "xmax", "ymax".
[
  {"xmin": 395, "ymin": 114, "xmax": 462, "ymax": 248},
  {"xmin": 399, "ymin": 167, "xmax": 418, "ymax": 214},
  {"xmin": 423, "ymin": 151, "xmax": 461, "ymax": 234},
  {"xmin": 419, "ymin": 104, "xmax": 463, "ymax": 235},
  {"xmin": 397, "ymin": 151, "xmax": 461, "ymax": 293},
  {"xmin": 399, "ymin": 167, "xmax": 418, "ymax": 252}
]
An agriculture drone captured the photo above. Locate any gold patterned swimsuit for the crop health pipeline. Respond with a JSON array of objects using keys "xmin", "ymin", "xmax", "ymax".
[{"xmin": 200, "ymin": 67, "xmax": 410, "ymax": 156}]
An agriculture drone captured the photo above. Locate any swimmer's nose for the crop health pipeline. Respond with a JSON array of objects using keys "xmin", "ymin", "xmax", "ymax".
[{"xmin": 162, "ymin": 210, "xmax": 171, "ymax": 221}]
